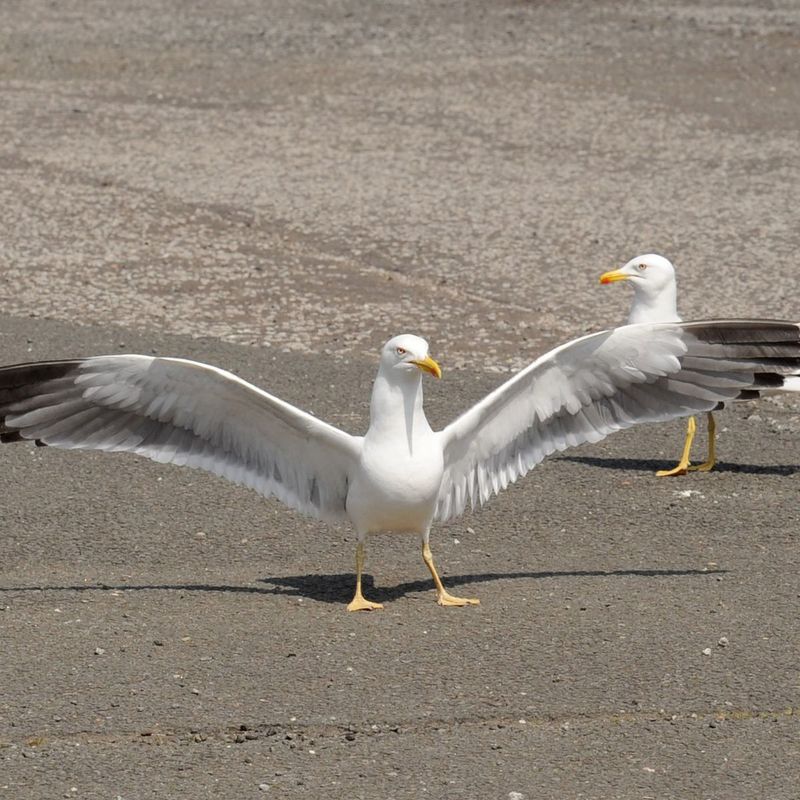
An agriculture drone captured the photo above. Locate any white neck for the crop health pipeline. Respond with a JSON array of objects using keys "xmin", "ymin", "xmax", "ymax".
[
  {"xmin": 626, "ymin": 281, "xmax": 680, "ymax": 324},
  {"xmin": 367, "ymin": 369, "xmax": 432, "ymax": 452}
]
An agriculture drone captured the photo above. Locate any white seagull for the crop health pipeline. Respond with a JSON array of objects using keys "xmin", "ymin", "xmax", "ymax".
[
  {"xmin": 600, "ymin": 254, "xmax": 800, "ymax": 476},
  {"xmin": 3, "ymin": 325, "xmax": 800, "ymax": 610}
]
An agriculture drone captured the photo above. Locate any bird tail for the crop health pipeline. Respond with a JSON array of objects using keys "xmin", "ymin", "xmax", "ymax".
[{"xmin": 780, "ymin": 375, "xmax": 800, "ymax": 392}]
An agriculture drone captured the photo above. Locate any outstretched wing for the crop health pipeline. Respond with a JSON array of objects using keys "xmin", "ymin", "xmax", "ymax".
[
  {"xmin": 435, "ymin": 320, "xmax": 800, "ymax": 521},
  {"xmin": 0, "ymin": 355, "xmax": 362, "ymax": 523}
]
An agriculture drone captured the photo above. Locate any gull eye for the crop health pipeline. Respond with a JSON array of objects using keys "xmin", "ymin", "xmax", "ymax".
[
  {"xmin": 396, "ymin": 347, "xmax": 406, "ymax": 356},
  {"xmin": 637, "ymin": 263, "xmax": 647, "ymax": 271}
]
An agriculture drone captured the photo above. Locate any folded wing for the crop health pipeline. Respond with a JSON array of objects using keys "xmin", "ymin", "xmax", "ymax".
[
  {"xmin": 0, "ymin": 356, "xmax": 362, "ymax": 523},
  {"xmin": 436, "ymin": 320, "xmax": 800, "ymax": 521}
]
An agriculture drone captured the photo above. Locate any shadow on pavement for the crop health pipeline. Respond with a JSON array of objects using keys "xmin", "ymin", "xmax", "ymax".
[
  {"xmin": 558, "ymin": 455, "xmax": 800, "ymax": 476},
  {"xmin": 0, "ymin": 567, "xmax": 728, "ymax": 604}
]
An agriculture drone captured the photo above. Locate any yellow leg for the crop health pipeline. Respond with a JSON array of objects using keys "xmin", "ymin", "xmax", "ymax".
[
  {"xmin": 422, "ymin": 542, "xmax": 480, "ymax": 607},
  {"xmin": 688, "ymin": 412, "xmax": 717, "ymax": 472},
  {"xmin": 656, "ymin": 415, "xmax": 696, "ymax": 477},
  {"xmin": 347, "ymin": 542, "xmax": 383, "ymax": 612}
]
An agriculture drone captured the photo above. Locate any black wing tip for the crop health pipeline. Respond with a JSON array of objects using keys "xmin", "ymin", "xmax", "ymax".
[
  {"xmin": 729, "ymin": 373, "xmax": 795, "ymax": 402},
  {"xmin": 0, "ymin": 360, "xmax": 85, "ymax": 445},
  {"xmin": 0, "ymin": 359, "xmax": 84, "ymax": 390},
  {"xmin": 752, "ymin": 373, "xmax": 786, "ymax": 389},
  {"xmin": 0, "ymin": 428, "xmax": 48, "ymax": 447},
  {"xmin": 683, "ymin": 320, "xmax": 800, "ymax": 344}
]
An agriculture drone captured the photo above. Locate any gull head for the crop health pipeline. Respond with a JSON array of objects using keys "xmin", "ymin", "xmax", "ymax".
[
  {"xmin": 599, "ymin": 254, "xmax": 675, "ymax": 296},
  {"xmin": 380, "ymin": 334, "xmax": 442, "ymax": 381}
]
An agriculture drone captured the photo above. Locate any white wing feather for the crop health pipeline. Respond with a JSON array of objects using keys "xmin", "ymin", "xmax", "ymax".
[
  {"xmin": 435, "ymin": 321, "xmax": 800, "ymax": 521},
  {"xmin": 0, "ymin": 356, "xmax": 362, "ymax": 523}
]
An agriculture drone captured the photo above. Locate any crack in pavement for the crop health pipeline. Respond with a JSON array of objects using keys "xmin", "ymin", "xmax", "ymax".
[{"xmin": 3, "ymin": 707, "xmax": 796, "ymax": 750}]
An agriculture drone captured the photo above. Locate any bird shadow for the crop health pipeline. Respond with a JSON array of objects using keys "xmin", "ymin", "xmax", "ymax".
[
  {"xmin": 255, "ymin": 569, "xmax": 726, "ymax": 604},
  {"xmin": 558, "ymin": 455, "xmax": 800, "ymax": 476},
  {"xmin": 0, "ymin": 568, "xmax": 727, "ymax": 605}
]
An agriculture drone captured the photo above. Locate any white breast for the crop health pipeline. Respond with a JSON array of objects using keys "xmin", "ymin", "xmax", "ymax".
[{"xmin": 346, "ymin": 432, "xmax": 444, "ymax": 534}]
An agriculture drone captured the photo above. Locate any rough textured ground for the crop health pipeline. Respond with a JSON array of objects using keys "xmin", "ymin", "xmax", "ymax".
[{"xmin": 0, "ymin": 1, "xmax": 799, "ymax": 798}]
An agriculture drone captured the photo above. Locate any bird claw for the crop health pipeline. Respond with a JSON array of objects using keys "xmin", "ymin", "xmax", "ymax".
[
  {"xmin": 436, "ymin": 592, "xmax": 480, "ymax": 607},
  {"xmin": 346, "ymin": 596, "xmax": 384, "ymax": 612},
  {"xmin": 655, "ymin": 462, "xmax": 690, "ymax": 477}
]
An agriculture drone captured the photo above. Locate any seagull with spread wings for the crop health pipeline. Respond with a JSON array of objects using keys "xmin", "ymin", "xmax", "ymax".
[
  {"xmin": 599, "ymin": 254, "xmax": 800, "ymax": 476},
  {"xmin": 3, "ymin": 323, "xmax": 800, "ymax": 610}
]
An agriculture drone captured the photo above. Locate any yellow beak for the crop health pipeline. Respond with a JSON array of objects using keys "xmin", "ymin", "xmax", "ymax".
[
  {"xmin": 411, "ymin": 356, "xmax": 442, "ymax": 379},
  {"xmin": 599, "ymin": 269, "xmax": 631, "ymax": 285}
]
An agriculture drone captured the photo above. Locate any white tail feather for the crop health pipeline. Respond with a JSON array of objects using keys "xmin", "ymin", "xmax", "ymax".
[{"xmin": 781, "ymin": 376, "xmax": 800, "ymax": 392}]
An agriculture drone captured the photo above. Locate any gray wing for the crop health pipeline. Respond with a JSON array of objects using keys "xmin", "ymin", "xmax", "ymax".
[
  {"xmin": 0, "ymin": 355, "xmax": 363, "ymax": 524},
  {"xmin": 435, "ymin": 320, "xmax": 800, "ymax": 522}
]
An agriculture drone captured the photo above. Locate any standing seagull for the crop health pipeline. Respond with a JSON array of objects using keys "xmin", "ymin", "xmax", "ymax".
[
  {"xmin": 599, "ymin": 254, "xmax": 800, "ymax": 476},
  {"xmin": 599, "ymin": 254, "xmax": 704, "ymax": 476},
  {"xmin": 3, "ymin": 325, "xmax": 800, "ymax": 610}
]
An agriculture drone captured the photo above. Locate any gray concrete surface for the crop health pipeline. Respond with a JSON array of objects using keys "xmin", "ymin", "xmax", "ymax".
[{"xmin": 1, "ymin": 1, "xmax": 799, "ymax": 798}]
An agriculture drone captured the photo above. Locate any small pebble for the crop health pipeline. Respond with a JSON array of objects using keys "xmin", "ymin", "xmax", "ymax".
[
  {"xmin": 702, "ymin": 647, "xmax": 712, "ymax": 656},
  {"xmin": 258, "ymin": 784, "xmax": 270, "ymax": 792},
  {"xmin": 718, "ymin": 636, "xmax": 729, "ymax": 647},
  {"xmin": 94, "ymin": 647, "xmax": 105, "ymax": 656}
]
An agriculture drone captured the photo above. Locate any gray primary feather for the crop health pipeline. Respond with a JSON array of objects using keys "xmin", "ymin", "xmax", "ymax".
[
  {"xmin": 0, "ymin": 356, "xmax": 362, "ymax": 523},
  {"xmin": 435, "ymin": 320, "xmax": 800, "ymax": 521}
]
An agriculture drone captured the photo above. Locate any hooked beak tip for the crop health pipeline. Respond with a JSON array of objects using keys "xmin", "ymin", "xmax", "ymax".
[
  {"xmin": 411, "ymin": 356, "xmax": 442, "ymax": 379},
  {"xmin": 599, "ymin": 269, "xmax": 630, "ymax": 285}
]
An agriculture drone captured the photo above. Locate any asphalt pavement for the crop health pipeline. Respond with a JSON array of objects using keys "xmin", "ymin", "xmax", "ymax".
[{"xmin": 1, "ymin": 2, "xmax": 799, "ymax": 798}]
